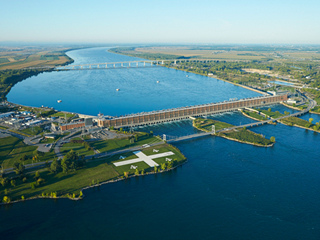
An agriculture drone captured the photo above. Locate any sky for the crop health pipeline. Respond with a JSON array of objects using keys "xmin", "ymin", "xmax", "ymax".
[{"xmin": 1, "ymin": 0, "xmax": 320, "ymax": 44}]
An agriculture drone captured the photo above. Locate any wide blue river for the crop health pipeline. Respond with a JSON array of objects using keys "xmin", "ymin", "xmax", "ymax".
[{"xmin": 2, "ymin": 48, "xmax": 320, "ymax": 239}]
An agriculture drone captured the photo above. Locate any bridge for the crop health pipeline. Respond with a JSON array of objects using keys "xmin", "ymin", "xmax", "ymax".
[
  {"xmin": 54, "ymin": 58, "xmax": 228, "ymax": 71},
  {"xmin": 98, "ymin": 94, "xmax": 288, "ymax": 128},
  {"xmin": 166, "ymin": 96, "xmax": 316, "ymax": 143}
]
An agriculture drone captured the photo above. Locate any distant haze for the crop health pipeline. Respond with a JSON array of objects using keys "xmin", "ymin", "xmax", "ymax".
[{"xmin": 1, "ymin": 0, "xmax": 320, "ymax": 44}]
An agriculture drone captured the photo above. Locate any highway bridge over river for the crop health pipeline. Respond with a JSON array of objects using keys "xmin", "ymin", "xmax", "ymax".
[
  {"xmin": 98, "ymin": 94, "xmax": 288, "ymax": 128},
  {"xmin": 54, "ymin": 58, "xmax": 245, "ymax": 71}
]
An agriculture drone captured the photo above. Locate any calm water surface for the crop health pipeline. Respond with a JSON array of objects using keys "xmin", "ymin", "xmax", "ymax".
[
  {"xmin": 7, "ymin": 48, "xmax": 260, "ymax": 116},
  {"xmin": 1, "ymin": 48, "xmax": 320, "ymax": 240}
]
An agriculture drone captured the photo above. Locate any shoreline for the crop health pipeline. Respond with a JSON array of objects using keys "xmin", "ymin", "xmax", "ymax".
[
  {"xmin": 0, "ymin": 159, "xmax": 187, "ymax": 206},
  {"xmin": 192, "ymin": 119, "xmax": 273, "ymax": 147}
]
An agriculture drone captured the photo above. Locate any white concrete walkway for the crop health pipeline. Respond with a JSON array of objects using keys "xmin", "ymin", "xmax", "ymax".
[{"xmin": 113, "ymin": 151, "xmax": 175, "ymax": 167}]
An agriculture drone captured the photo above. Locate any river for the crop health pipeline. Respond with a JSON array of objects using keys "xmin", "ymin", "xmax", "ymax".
[{"xmin": 1, "ymin": 48, "xmax": 320, "ymax": 239}]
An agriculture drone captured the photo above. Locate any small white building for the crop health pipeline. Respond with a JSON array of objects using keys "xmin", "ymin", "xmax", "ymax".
[{"xmin": 286, "ymin": 99, "xmax": 297, "ymax": 104}]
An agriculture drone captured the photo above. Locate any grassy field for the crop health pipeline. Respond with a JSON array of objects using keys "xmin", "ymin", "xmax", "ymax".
[
  {"xmin": 193, "ymin": 118, "xmax": 273, "ymax": 146},
  {"xmin": 133, "ymin": 47, "xmax": 273, "ymax": 60},
  {"xmin": 193, "ymin": 118, "xmax": 233, "ymax": 132},
  {"xmin": 60, "ymin": 142, "xmax": 94, "ymax": 157},
  {"xmin": 0, "ymin": 160, "xmax": 119, "ymax": 200},
  {"xmin": 0, "ymin": 144, "xmax": 186, "ymax": 202},
  {"xmin": 111, "ymin": 144, "xmax": 186, "ymax": 174},
  {"xmin": 0, "ymin": 136, "xmax": 37, "ymax": 169},
  {"xmin": 218, "ymin": 128, "xmax": 273, "ymax": 146},
  {"xmin": 0, "ymin": 136, "xmax": 57, "ymax": 169},
  {"xmin": 20, "ymin": 126, "xmax": 44, "ymax": 136},
  {"xmin": 50, "ymin": 112, "xmax": 76, "ymax": 118},
  {"xmin": 242, "ymin": 110, "xmax": 268, "ymax": 121},
  {"xmin": 257, "ymin": 109, "xmax": 284, "ymax": 118},
  {"xmin": 91, "ymin": 133, "xmax": 161, "ymax": 153},
  {"xmin": 0, "ymin": 47, "xmax": 74, "ymax": 70},
  {"xmin": 280, "ymin": 116, "xmax": 313, "ymax": 128}
]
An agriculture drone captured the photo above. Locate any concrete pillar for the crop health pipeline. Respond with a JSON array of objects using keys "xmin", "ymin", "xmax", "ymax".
[
  {"xmin": 129, "ymin": 62, "xmax": 131, "ymax": 67},
  {"xmin": 144, "ymin": 62, "xmax": 146, "ymax": 66},
  {"xmin": 137, "ymin": 62, "xmax": 139, "ymax": 67},
  {"xmin": 162, "ymin": 60, "xmax": 164, "ymax": 64},
  {"xmin": 97, "ymin": 65, "xmax": 99, "ymax": 68},
  {"xmin": 89, "ymin": 65, "xmax": 91, "ymax": 69},
  {"xmin": 174, "ymin": 60, "xmax": 176, "ymax": 64},
  {"xmin": 106, "ymin": 64, "xmax": 107, "ymax": 68},
  {"xmin": 121, "ymin": 63, "xmax": 123, "ymax": 67},
  {"xmin": 114, "ymin": 64, "xmax": 115, "ymax": 68}
]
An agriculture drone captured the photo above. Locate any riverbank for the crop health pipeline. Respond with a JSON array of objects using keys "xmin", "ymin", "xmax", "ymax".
[
  {"xmin": 0, "ymin": 143, "xmax": 187, "ymax": 204},
  {"xmin": 193, "ymin": 118, "xmax": 274, "ymax": 147}
]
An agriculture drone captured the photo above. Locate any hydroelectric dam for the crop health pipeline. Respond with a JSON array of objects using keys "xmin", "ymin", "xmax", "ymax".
[{"xmin": 98, "ymin": 94, "xmax": 288, "ymax": 128}]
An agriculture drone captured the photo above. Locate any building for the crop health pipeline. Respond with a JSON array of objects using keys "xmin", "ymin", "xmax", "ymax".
[
  {"xmin": 60, "ymin": 121, "xmax": 85, "ymax": 131},
  {"xmin": 0, "ymin": 112, "xmax": 15, "ymax": 119}
]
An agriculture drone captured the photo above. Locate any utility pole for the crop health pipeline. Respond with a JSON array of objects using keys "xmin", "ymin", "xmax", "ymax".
[{"xmin": 212, "ymin": 125, "xmax": 215, "ymax": 134}]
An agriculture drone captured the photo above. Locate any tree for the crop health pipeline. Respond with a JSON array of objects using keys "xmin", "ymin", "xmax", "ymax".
[
  {"xmin": 135, "ymin": 168, "xmax": 139, "ymax": 176},
  {"xmin": 154, "ymin": 166, "xmax": 157, "ymax": 173},
  {"xmin": 161, "ymin": 163, "xmax": 166, "ymax": 171},
  {"xmin": 2, "ymin": 196, "xmax": 11, "ymax": 204},
  {"xmin": 124, "ymin": 172, "xmax": 129, "ymax": 178},
  {"xmin": 167, "ymin": 161, "xmax": 173, "ymax": 169},
  {"xmin": 35, "ymin": 171, "xmax": 40, "ymax": 179},
  {"xmin": 309, "ymin": 118, "xmax": 314, "ymax": 124},
  {"xmin": 268, "ymin": 108, "xmax": 271, "ymax": 112},
  {"xmin": 270, "ymin": 136, "xmax": 275, "ymax": 142},
  {"xmin": 79, "ymin": 191, "xmax": 83, "ymax": 198},
  {"xmin": 10, "ymin": 180, "xmax": 16, "ymax": 187},
  {"xmin": 243, "ymin": 126, "xmax": 247, "ymax": 131},
  {"xmin": 61, "ymin": 150, "xmax": 78, "ymax": 173},
  {"xmin": 305, "ymin": 123, "xmax": 311, "ymax": 128},
  {"xmin": 141, "ymin": 169, "xmax": 144, "ymax": 175},
  {"xmin": 0, "ymin": 177, "xmax": 8, "ymax": 187},
  {"xmin": 50, "ymin": 159, "xmax": 60, "ymax": 173},
  {"xmin": 13, "ymin": 162, "xmax": 25, "ymax": 175}
]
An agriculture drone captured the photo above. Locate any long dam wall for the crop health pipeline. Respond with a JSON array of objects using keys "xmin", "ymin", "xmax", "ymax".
[{"xmin": 98, "ymin": 94, "xmax": 288, "ymax": 128}]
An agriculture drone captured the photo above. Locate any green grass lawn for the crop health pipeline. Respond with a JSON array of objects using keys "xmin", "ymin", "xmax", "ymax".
[
  {"xmin": 50, "ymin": 112, "xmax": 75, "ymax": 118},
  {"xmin": 242, "ymin": 110, "xmax": 268, "ymax": 121},
  {"xmin": 0, "ymin": 160, "xmax": 119, "ymax": 201},
  {"xmin": 193, "ymin": 118, "xmax": 234, "ymax": 132},
  {"xmin": 60, "ymin": 142, "xmax": 94, "ymax": 156},
  {"xmin": 91, "ymin": 133, "xmax": 161, "ymax": 153},
  {"xmin": 40, "ymin": 138, "xmax": 55, "ymax": 144},
  {"xmin": 0, "ymin": 126, "xmax": 8, "ymax": 129},
  {"xmin": 110, "ymin": 144, "xmax": 186, "ymax": 174},
  {"xmin": 0, "ymin": 136, "xmax": 37, "ymax": 169},
  {"xmin": 311, "ymin": 106, "xmax": 320, "ymax": 113},
  {"xmin": 20, "ymin": 126, "xmax": 44, "ymax": 136},
  {"xmin": 0, "ymin": 144, "xmax": 186, "ymax": 202},
  {"xmin": 280, "ymin": 116, "xmax": 313, "ymax": 128},
  {"xmin": 0, "ymin": 136, "xmax": 57, "ymax": 169},
  {"xmin": 257, "ymin": 109, "xmax": 284, "ymax": 118},
  {"xmin": 219, "ymin": 128, "xmax": 273, "ymax": 146}
]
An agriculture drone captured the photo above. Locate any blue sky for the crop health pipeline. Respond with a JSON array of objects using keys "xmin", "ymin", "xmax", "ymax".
[{"xmin": 1, "ymin": 0, "xmax": 320, "ymax": 44}]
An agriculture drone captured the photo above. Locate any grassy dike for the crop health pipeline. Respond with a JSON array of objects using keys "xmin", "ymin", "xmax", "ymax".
[
  {"xmin": 193, "ymin": 118, "xmax": 274, "ymax": 147},
  {"xmin": 0, "ymin": 143, "xmax": 186, "ymax": 204},
  {"xmin": 255, "ymin": 108, "xmax": 320, "ymax": 132}
]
